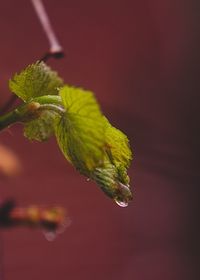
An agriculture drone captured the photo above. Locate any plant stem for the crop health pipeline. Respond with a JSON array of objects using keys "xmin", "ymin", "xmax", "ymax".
[
  {"xmin": 0, "ymin": 102, "xmax": 39, "ymax": 131},
  {"xmin": 33, "ymin": 95, "xmax": 62, "ymax": 106},
  {"xmin": 31, "ymin": 0, "xmax": 63, "ymax": 54},
  {"xmin": 0, "ymin": 96, "xmax": 64, "ymax": 132},
  {"xmin": 39, "ymin": 104, "xmax": 65, "ymax": 114},
  {"xmin": 0, "ymin": 109, "xmax": 23, "ymax": 131}
]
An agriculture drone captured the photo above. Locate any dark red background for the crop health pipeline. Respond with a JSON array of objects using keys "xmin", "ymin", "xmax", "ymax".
[{"xmin": 0, "ymin": 0, "xmax": 200, "ymax": 279}]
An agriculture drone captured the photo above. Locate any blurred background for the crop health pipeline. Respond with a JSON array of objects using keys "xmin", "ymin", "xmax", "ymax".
[{"xmin": 0, "ymin": 0, "xmax": 200, "ymax": 279}]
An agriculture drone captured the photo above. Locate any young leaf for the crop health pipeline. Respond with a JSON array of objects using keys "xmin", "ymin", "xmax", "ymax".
[
  {"xmin": 24, "ymin": 110, "xmax": 59, "ymax": 142},
  {"xmin": 90, "ymin": 120, "xmax": 132, "ymax": 203},
  {"xmin": 104, "ymin": 118, "xmax": 132, "ymax": 168},
  {"xmin": 92, "ymin": 161, "xmax": 132, "ymax": 205},
  {"xmin": 1, "ymin": 60, "xmax": 133, "ymax": 206},
  {"xmin": 55, "ymin": 86, "xmax": 133, "ymax": 204},
  {"xmin": 103, "ymin": 120, "xmax": 132, "ymax": 201},
  {"xmin": 55, "ymin": 86, "xmax": 106, "ymax": 174},
  {"xmin": 9, "ymin": 61, "xmax": 63, "ymax": 102}
]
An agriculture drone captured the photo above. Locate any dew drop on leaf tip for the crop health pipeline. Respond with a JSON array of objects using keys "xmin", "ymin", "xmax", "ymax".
[
  {"xmin": 114, "ymin": 199, "xmax": 129, "ymax": 207},
  {"xmin": 114, "ymin": 182, "xmax": 132, "ymax": 207}
]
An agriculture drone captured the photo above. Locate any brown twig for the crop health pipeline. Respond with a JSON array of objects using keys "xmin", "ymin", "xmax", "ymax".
[{"xmin": 0, "ymin": 200, "xmax": 67, "ymax": 232}]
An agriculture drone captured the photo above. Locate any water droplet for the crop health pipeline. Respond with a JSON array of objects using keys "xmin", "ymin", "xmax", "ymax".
[
  {"xmin": 43, "ymin": 230, "xmax": 57, "ymax": 242},
  {"xmin": 86, "ymin": 178, "xmax": 90, "ymax": 182},
  {"xmin": 114, "ymin": 199, "xmax": 128, "ymax": 207},
  {"xmin": 113, "ymin": 182, "xmax": 132, "ymax": 207}
]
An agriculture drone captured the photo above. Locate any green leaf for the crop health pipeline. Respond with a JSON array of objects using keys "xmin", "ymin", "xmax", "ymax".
[
  {"xmin": 91, "ymin": 119, "xmax": 132, "ymax": 202},
  {"xmin": 9, "ymin": 61, "xmax": 63, "ymax": 102},
  {"xmin": 92, "ymin": 161, "xmax": 132, "ymax": 204},
  {"xmin": 104, "ymin": 119, "xmax": 132, "ymax": 195},
  {"xmin": 54, "ymin": 86, "xmax": 133, "ymax": 204},
  {"xmin": 24, "ymin": 110, "xmax": 59, "ymax": 142},
  {"xmin": 104, "ymin": 118, "xmax": 132, "ymax": 169},
  {"xmin": 5, "ymin": 60, "xmax": 133, "ymax": 205},
  {"xmin": 55, "ymin": 86, "xmax": 106, "ymax": 174}
]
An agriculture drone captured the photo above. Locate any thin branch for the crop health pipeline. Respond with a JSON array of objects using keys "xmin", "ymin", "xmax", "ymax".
[
  {"xmin": 0, "ymin": 97, "xmax": 64, "ymax": 132},
  {"xmin": 0, "ymin": 200, "xmax": 67, "ymax": 231},
  {"xmin": 39, "ymin": 51, "xmax": 64, "ymax": 63},
  {"xmin": 31, "ymin": 0, "xmax": 64, "ymax": 57},
  {"xmin": 0, "ymin": 102, "xmax": 39, "ymax": 132}
]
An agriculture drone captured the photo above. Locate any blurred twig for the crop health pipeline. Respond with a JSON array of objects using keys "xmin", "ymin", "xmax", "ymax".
[
  {"xmin": 0, "ymin": 200, "xmax": 67, "ymax": 231},
  {"xmin": 31, "ymin": 0, "xmax": 64, "ymax": 55}
]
